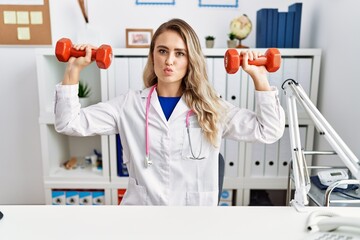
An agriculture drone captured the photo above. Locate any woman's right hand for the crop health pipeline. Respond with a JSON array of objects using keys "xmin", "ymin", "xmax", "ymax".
[{"xmin": 62, "ymin": 44, "xmax": 97, "ymax": 85}]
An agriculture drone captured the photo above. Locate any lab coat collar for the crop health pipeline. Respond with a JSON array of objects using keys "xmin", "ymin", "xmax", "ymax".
[{"xmin": 141, "ymin": 86, "xmax": 190, "ymax": 126}]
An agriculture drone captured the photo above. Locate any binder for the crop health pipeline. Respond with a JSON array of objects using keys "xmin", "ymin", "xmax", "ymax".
[
  {"xmin": 219, "ymin": 200, "xmax": 232, "ymax": 206},
  {"xmin": 288, "ymin": 3, "xmax": 303, "ymax": 48},
  {"xmin": 212, "ymin": 58, "xmax": 227, "ymax": 100},
  {"xmin": 220, "ymin": 139, "xmax": 226, "ymax": 160},
  {"xmin": 226, "ymin": 67, "xmax": 241, "ymax": 107},
  {"xmin": 225, "ymin": 139, "xmax": 239, "ymax": 177},
  {"xmin": 128, "ymin": 57, "xmax": 145, "ymax": 90},
  {"xmin": 266, "ymin": 9, "xmax": 274, "ymax": 48},
  {"xmin": 250, "ymin": 142, "xmax": 265, "ymax": 176},
  {"xmin": 278, "ymin": 127, "xmax": 291, "ymax": 177},
  {"xmin": 114, "ymin": 58, "xmax": 129, "ymax": 96},
  {"xmin": 66, "ymin": 191, "xmax": 79, "ymax": 205},
  {"xmin": 220, "ymin": 189, "xmax": 233, "ymax": 201},
  {"xmin": 271, "ymin": 9, "xmax": 279, "ymax": 47},
  {"xmin": 281, "ymin": 58, "xmax": 298, "ymax": 109},
  {"xmin": 284, "ymin": 11, "xmax": 295, "ymax": 48},
  {"xmin": 276, "ymin": 12, "xmax": 287, "ymax": 48},
  {"xmin": 219, "ymin": 189, "xmax": 233, "ymax": 206},
  {"xmin": 297, "ymin": 58, "xmax": 312, "ymax": 97},
  {"xmin": 278, "ymin": 126, "xmax": 307, "ymax": 177},
  {"xmin": 212, "ymin": 58, "xmax": 227, "ymax": 155},
  {"xmin": 79, "ymin": 191, "xmax": 92, "ymax": 205},
  {"xmin": 264, "ymin": 140, "xmax": 279, "ymax": 177},
  {"xmin": 224, "ymin": 68, "xmax": 241, "ymax": 177},
  {"xmin": 206, "ymin": 58, "xmax": 214, "ymax": 85},
  {"xmin": 52, "ymin": 190, "xmax": 65, "ymax": 205},
  {"xmin": 268, "ymin": 57, "xmax": 284, "ymax": 115},
  {"xmin": 92, "ymin": 191, "xmax": 105, "ymax": 205},
  {"xmin": 266, "ymin": 8, "xmax": 279, "ymax": 47},
  {"xmin": 256, "ymin": 8, "xmax": 268, "ymax": 48}
]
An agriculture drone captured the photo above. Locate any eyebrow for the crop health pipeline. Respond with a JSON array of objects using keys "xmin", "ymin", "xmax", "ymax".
[{"xmin": 156, "ymin": 45, "xmax": 187, "ymax": 52}]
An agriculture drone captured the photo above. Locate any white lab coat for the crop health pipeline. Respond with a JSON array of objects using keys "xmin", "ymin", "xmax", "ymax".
[{"xmin": 55, "ymin": 84, "xmax": 285, "ymax": 206}]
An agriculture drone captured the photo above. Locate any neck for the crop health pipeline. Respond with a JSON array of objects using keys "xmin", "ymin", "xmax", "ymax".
[{"xmin": 156, "ymin": 82, "xmax": 182, "ymax": 97}]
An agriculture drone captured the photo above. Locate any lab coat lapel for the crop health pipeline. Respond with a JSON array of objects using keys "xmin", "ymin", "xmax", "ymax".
[
  {"xmin": 141, "ymin": 86, "xmax": 169, "ymax": 127},
  {"xmin": 168, "ymin": 96, "xmax": 190, "ymax": 122}
]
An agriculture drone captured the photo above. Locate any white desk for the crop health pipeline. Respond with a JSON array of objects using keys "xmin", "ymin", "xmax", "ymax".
[{"xmin": 0, "ymin": 205, "xmax": 360, "ymax": 240}]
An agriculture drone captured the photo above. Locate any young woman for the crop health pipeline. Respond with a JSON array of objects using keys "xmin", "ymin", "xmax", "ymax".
[{"xmin": 55, "ymin": 18, "xmax": 285, "ymax": 206}]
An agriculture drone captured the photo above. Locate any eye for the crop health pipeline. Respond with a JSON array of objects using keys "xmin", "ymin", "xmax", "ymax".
[
  {"xmin": 176, "ymin": 51, "xmax": 186, "ymax": 57},
  {"xmin": 158, "ymin": 49, "xmax": 167, "ymax": 55}
]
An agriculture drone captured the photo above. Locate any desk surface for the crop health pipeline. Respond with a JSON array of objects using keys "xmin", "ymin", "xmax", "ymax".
[{"xmin": 0, "ymin": 205, "xmax": 360, "ymax": 240}]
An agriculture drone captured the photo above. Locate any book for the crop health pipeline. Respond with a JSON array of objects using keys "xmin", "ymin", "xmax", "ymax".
[
  {"xmin": 266, "ymin": 9, "xmax": 274, "ymax": 47},
  {"xmin": 256, "ymin": 8, "xmax": 268, "ymax": 48},
  {"xmin": 277, "ymin": 12, "xmax": 287, "ymax": 48},
  {"xmin": 288, "ymin": 2, "xmax": 303, "ymax": 48},
  {"xmin": 284, "ymin": 11, "xmax": 295, "ymax": 48},
  {"xmin": 271, "ymin": 8, "xmax": 279, "ymax": 47}
]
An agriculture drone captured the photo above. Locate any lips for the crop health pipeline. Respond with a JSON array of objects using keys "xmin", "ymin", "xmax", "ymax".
[{"xmin": 164, "ymin": 67, "xmax": 173, "ymax": 75}]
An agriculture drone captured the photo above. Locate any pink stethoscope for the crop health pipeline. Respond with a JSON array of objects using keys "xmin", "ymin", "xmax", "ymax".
[{"xmin": 145, "ymin": 85, "xmax": 204, "ymax": 167}]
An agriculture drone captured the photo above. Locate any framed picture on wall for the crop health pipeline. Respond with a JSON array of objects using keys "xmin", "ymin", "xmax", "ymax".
[
  {"xmin": 136, "ymin": 0, "xmax": 175, "ymax": 5},
  {"xmin": 198, "ymin": 0, "xmax": 238, "ymax": 8},
  {"xmin": 126, "ymin": 28, "xmax": 153, "ymax": 48}
]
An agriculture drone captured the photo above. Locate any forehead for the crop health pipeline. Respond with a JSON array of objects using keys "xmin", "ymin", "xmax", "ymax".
[{"xmin": 154, "ymin": 30, "xmax": 187, "ymax": 50}]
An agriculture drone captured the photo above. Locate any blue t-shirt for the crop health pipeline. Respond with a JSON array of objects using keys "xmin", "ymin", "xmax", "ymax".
[{"xmin": 158, "ymin": 96, "xmax": 181, "ymax": 120}]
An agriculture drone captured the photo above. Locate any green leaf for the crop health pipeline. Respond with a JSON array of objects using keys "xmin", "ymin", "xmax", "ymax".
[{"xmin": 78, "ymin": 80, "xmax": 91, "ymax": 98}]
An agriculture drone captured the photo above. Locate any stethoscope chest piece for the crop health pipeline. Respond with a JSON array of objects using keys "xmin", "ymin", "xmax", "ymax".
[{"xmin": 145, "ymin": 155, "xmax": 152, "ymax": 168}]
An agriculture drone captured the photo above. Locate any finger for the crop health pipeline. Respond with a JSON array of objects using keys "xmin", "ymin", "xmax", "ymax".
[
  {"xmin": 240, "ymin": 50, "xmax": 249, "ymax": 68},
  {"xmin": 72, "ymin": 44, "xmax": 83, "ymax": 50},
  {"xmin": 248, "ymin": 50, "xmax": 254, "ymax": 61},
  {"xmin": 253, "ymin": 51, "xmax": 260, "ymax": 59},
  {"xmin": 84, "ymin": 46, "xmax": 93, "ymax": 62},
  {"xmin": 72, "ymin": 44, "xmax": 94, "ymax": 51}
]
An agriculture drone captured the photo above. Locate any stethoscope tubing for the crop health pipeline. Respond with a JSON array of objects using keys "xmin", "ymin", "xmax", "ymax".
[{"xmin": 145, "ymin": 84, "xmax": 204, "ymax": 167}]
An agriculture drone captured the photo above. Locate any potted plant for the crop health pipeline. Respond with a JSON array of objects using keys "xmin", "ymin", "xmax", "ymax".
[
  {"xmin": 227, "ymin": 32, "xmax": 238, "ymax": 48},
  {"xmin": 205, "ymin": 35, "xmax": 215, "ymax": 48},
  {"xmin": 78, "ymin": 80, "xmax": 91, "ymax": 107}
]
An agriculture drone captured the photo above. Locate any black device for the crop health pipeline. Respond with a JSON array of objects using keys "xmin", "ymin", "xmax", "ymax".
[{"xmin": 0, "ymin": 211, "xmax": 3, "ymax": 220}]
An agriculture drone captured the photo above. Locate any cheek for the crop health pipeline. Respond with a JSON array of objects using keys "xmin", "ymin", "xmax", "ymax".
[
  {"xmin": 153, "ymin": 57, "xmax": 162, "ymax": 72},
  {"xmin": 179, "ymin": 60, "xmax": 189, "ymax": 73}
]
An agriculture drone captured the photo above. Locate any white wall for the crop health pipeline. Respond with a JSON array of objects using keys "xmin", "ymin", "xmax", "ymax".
[
  {"xmin": 311, "ymin": 1, "xmax": 360, "ymax": 167},
  {"xmin": 0, "ymin": 0, "xmax": 359, "ymax": 204}
]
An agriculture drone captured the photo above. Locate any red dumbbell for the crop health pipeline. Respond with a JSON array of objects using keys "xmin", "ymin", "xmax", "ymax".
[
  {"xmin": 55, "ymin": 38, "xmax": 113, "ymax": 69},
  {"xmin": 224, "ymin": 48, "xmax": 281, "ymax": 74}
]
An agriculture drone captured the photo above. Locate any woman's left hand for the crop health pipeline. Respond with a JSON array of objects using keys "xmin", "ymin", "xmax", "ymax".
[{"xmin": 240, "ymin": 50, "xmax": 271, "ymax": 91}]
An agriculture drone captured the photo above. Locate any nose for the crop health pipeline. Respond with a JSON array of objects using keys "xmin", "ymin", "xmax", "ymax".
[{"xmin": 165, "ymin": 53, "xmax": 175, "ymax": 66}]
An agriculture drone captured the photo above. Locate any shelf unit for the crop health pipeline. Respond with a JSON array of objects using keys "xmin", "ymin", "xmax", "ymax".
[
  {"xmin": 36, "ymin": 48, "xmax": 321, "ymax": 205},
  {"xmin": 36, "ymin": 49, "xmax": 111, "ymax": 205}
]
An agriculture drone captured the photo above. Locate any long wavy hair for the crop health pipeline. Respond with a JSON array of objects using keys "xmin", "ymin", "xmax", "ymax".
[{"xmin": 143, "ymin": 18, "xmax": 225, "ymax": 147}]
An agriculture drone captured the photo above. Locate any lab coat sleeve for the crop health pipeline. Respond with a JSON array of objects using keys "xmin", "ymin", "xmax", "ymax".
[
  {"xmin": 54, "ymin": 83, "xmax": 121, "ymax": 136},
  {"xmin": 222, "ymin": 86, "xmax": 285, "ymax": 144}
]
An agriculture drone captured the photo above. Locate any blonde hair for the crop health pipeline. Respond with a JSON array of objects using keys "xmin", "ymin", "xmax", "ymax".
[{"xmin": 143, "ymin": 18, "xmax": 225, "ymax": 146}]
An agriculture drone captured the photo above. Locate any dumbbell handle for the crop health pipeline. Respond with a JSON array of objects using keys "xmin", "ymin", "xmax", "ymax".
[
  {"xmin": 241, "ymin": 56, "xmax": 267, "ymax": 66},
  {"xmin": 69, "ymin": 47, "xmax": 98, "ymax": 61},
  {"xmin": 225, "ymin": 49, "xmax": 267, "ymax": 68}
]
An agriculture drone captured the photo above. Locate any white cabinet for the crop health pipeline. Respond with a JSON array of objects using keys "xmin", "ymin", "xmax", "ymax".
[{"xmin": 36, "ymin": 48, "xmax": 321, "ymax": 206}]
